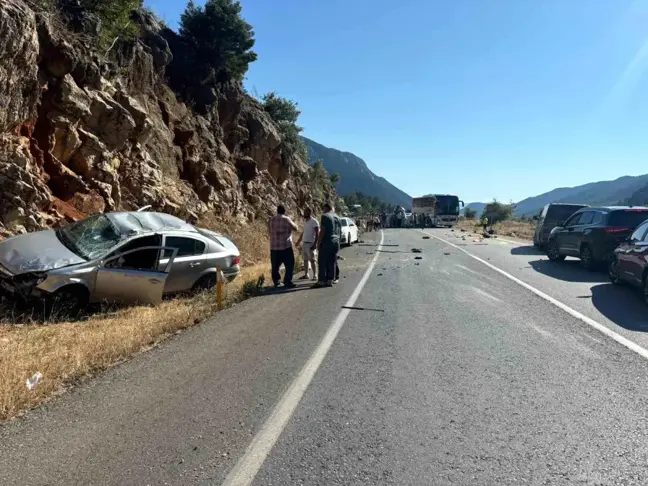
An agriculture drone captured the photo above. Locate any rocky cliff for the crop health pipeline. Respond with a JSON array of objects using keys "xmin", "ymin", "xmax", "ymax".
[{"xmin": 0, "ymin": 0, "xmax": 328, "ymax": 239}]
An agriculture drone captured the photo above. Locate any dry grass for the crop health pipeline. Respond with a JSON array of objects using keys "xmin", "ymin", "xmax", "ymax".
[
  {"xmin": 0, "ymin": 220, "xmax": 274, "ymax": 423},
  {"xmin": 457, "ymin": 218, "xmax": 535, "ymax": 241},
  {"xmin": 0, "ymin": 263, "xmax": 270, "ymax": 422}
]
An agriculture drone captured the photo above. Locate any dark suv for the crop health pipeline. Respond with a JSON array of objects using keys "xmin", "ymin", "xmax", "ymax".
[
  {"xmin": 533, "ymin": 203, "xmax": 588, "ymax": 248},
  {"xmin": 546, "ymin": 206, "xmax": 648, "ymax": 270}
]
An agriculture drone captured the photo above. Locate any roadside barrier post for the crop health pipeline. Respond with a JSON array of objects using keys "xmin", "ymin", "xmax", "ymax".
[{"xmin": 216, "ymin": 266, "xmax": 224, "ymax": 310}]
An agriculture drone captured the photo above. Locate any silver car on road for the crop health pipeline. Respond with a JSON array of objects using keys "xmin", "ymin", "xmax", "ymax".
[{"xmin": 0, "ymin": 211, "xmax": 240, "ymax": 313}]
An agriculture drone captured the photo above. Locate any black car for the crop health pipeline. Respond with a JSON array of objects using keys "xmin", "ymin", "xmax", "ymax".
[
  {"xmin": 546, "ymin": 206, "xmax": 648, "ymax": 270},
  {"xmin": 533, "ymin": 203, "xmax": 589, "ymax": 249},
  {"xmin": 609, "ymin": 218, "xmax": 648, "ymax": 303}
]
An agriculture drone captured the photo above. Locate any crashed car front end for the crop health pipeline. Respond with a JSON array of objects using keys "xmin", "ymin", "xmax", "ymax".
[{"xmin": 0, "ymin": 263, "xmax": 49, "ymax": 302}]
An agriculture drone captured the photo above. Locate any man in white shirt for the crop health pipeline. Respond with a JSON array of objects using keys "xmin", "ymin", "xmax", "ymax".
[{"xmin": 296, "ymin": 207, "xmax": 320, "ymax": 280}]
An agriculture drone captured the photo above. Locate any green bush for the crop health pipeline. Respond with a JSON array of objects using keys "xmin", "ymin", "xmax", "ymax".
[
  {"xmin": 179, "ymin": 0, "xmax": 257, "ymax": 82},
  {"xmin": 464, "ymin": 207, "xmax": 477, "ymax": 219},
  {"xmin": 261, "ymin": 92, "xmax": 308, "ymax": 165},
  {"xmin": 78, "ymin": 0, "xmax": 143, "ymax": 51},
  {"xmin": 481, "ymin": 199, "xmax": 514, "ymax": 224}
]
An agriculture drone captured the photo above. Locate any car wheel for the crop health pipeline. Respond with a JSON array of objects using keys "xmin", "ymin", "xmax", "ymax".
[
  {"xmin": 580, "ymin": 245, "xmax": 596, "ymax": 271},
  {"xmin": 609, "ymin": 258, "xmax": 622, "ymax": 285},
  {"xmin": 546, "ymin": 240, "xmax": 565, "ymax": 261},
  {"xmin": 193, "ymin": 273, "xmax": 217, "ymax": 292},
  {"xmin": 46, "ymin": 286, "xmax": 89, "ymax": 321}
]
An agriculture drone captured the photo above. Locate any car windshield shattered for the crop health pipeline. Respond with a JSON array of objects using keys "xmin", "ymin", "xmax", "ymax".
[{"xmin": 55, "ymin": 215, "xmax": 124, "ymax": 260}]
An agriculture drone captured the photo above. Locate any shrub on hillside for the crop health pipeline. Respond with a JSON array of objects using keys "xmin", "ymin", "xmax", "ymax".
[
  {"xmin": 261, "ymin": 92, "xmax": 308, "ymax": 165},
  {"xmin": 179, "ymin": 0, "xmax": 257, "ymax": 82},
  {"xmin": 481, "ymin": 199, "xmax": 514, "ymax": 224},
  {"xmin": 464, "ymin": 207, "xmax": 477, "ymax": 219}
]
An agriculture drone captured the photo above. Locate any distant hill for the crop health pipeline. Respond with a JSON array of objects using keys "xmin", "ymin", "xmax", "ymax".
[
  {"xmin": 302, "ymin": 137, "xmax": 412, "ymax": 208},
  {"xmin": 514, "ymin": 174, "xmax": 648, "ymax": 216},
  {"xmin": 462, "ymin": 202, "xmax": 487, "ymax": 216}
]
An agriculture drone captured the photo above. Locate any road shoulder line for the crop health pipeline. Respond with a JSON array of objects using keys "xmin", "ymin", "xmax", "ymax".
[
  {"xmin": 221, "ymin": 231, "xmax": 385, "ymax": 486},
  {"xmin": 425, "ymin": 231, "xmax": 648, "ymax": 361}
]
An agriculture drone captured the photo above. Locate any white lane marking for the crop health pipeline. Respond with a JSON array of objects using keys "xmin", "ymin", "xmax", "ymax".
[
  {"xmin": 471, "ymin": 287, "xmax": 502, "ymax": 303},
  {"xmin": 456, "ymin": 264, "xmax": 482, "ymax": 276},
  {"xmin": 455, "ymin": 263, "xmax": 498, "ymax": 283},
  {"xmin": 529, "ymin": 324, "xmax": 554, "ymax": 339},
  {"xmin": 425, "ymin": 231, "xmax": 648, "ymax": 362},
  {"xmin": 221, "ymin": 231, "xmax": 385, "ymax": 486}
]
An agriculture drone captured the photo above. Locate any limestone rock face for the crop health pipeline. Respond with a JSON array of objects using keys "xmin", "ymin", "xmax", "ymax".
[{"xmin": 0, "ymin": 1, "xmax": 334, "ymax": 241}]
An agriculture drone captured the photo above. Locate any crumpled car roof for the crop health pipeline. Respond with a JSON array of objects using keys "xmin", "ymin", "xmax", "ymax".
[{"xmin": 107, "ymin": 212, "xmax": 197, "ymax": 236}]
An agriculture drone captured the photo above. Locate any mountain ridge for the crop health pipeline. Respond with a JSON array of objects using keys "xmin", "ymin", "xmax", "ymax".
[
  {"xmin": 514, "ymin": 174, "xmax": 648, "ymax": 216},
  {"xmin": 302, "ymin": 137, "xmax": 412, "ymax": 208}
]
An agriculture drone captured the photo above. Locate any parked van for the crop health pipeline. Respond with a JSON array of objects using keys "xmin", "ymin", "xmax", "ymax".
[{"xmin": 533, "ymin": 203, "xmax": 589, "ymax": 248}]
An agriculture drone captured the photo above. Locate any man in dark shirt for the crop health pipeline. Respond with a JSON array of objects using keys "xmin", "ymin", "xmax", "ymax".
[{"xmin": 313, "ymin": 202, "xmax": 340, "ymax": 287}]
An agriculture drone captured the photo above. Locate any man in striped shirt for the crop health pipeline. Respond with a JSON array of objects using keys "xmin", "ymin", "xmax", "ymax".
[{"xmin": 269, "ymin": 205, "xmax": 298, "ymax": 288}]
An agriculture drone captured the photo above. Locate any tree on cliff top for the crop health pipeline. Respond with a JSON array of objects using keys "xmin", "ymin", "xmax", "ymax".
[
  {"xmin": 261, "ymin": 92, "xmax": 308, "ymax": 165},
  {"xmin": 179, "ymin": 0, "xmax": 257, "ymax": 82}
]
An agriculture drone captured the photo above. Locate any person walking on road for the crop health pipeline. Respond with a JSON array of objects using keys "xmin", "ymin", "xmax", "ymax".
[
  {"xmin": 295, "ymin": 207, "xmax": 319, "ymax": 280},
  {"xmin": 313, "ymin": 202, "xmax": 340, "ymax": 288},
  {"xmin": 269, "ymin": 204, "xmax": 298, "ymax": 289}
]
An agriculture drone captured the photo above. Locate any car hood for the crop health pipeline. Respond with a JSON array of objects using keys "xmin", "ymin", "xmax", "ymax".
[{"xmin": 0, "ymin": 230, "xmax": 85, "ymax": 275}]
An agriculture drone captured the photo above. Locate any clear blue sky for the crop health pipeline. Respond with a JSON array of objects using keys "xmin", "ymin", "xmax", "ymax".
[{"xmin": 146, "ymin": 0, "xmax": 648, "ymax": 203}]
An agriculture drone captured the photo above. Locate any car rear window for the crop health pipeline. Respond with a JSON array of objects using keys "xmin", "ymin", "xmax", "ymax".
[
  {"xmin": 340, "ymin": 219, "xmax": 348, "ymax": 227},
  {"xmin": 608, "ymin": 210, "xmax": 648, "ymax": 228},
  {"xmin": 546, "ymin": 205, "xmax": 586, "ymax": 220}
]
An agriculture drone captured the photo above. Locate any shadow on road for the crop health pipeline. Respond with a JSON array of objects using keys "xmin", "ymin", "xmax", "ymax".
[
  {"xmin": 590, "ymin": 283, "xmax": 648, "ymax": 332},
  {"xmin": 529, "ymin": 259, "xmax": 609, "ymax": 283},
  {"xmin": 511, "ymin": 246, "xmax": 545, "ymax": 256}
]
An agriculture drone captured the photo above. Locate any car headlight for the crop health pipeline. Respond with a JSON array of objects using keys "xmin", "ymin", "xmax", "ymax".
[{"xmin": 0, "ymin": 262, "xmax": 12, "ymax": 276}]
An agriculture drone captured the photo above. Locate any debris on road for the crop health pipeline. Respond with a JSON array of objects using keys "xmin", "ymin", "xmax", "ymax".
[
  {"xmin": 444, "ymin": 252, "xmax": 451, "ymax": 256},
  {"xmin": 26, "ymin": 372, "xmax": 43, "ymax": 391},
  {"xmin": 377, "ymin": 273, "xmax": 384, "ymax": 276},
  {"xmin": 415, "ymin": 256, "xmax": 423, "ymax": 260},
  {"xmin": 460, "ymin": 229, "xmax": 466, "ymax": 232},
  {"xmin": 411, "ymin": 248, "xmax": 423, "ymax": 253},
  {"xmin": 342, "ymin": 305, "xmax": 385, "ymax": 312},
  {"xmin": 422, "ymin": 236, "xmax": 430, "ymax": 240}
]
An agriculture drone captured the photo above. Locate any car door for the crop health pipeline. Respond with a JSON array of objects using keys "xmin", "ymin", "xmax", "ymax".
[
  {"xmin": 618, "ymin": 221, "xmax": 648, "ymax": 285},
  {"xmin": 571, "ymin": 211, "xmax": 594, "ymax": 254},
  {"xmin": 159, "ymin": 236, "xmax": 208, "ymax": 293},
  {"xmin": 94, "ymin": 246, "xmax": 177, "ymax": 305},
  {"xmin": 349, "ymin": 221, "xmax": 358, "ymax": 243},
  {"xmin": 557, "ymin": 212, "xmax": 585, "ymax": 255}
]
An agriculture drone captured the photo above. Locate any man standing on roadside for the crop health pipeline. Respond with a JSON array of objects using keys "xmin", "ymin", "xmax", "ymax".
[
  {"xmin": 313, "ymin": 202, "xmax": 340, "ymax": 288},
  {"xmin": 295, "ymin": 207, "xmax": 319, "ymax": 280},
  {"xmin": 269, "ymin": 204, "xmax": 298, "ymax": 289}
]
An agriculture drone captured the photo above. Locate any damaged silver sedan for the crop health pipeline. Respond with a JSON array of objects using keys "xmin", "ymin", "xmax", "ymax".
[{"xmin": 0, "ymin": 212, "xmax": 241, "ymax": 316}]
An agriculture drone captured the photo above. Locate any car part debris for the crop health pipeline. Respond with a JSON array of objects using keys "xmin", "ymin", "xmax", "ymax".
[
  {"xmin": 444, "ymin": 252, "xmax": 451, "ymax": 255},
  {"xmin": 415, "ymin": 256, "xmax": 423, "ymax": 260},
  {"xmin": 26, "ymin": 372, "xmax": 43, "ymax": 390},
  {"xmin": 342, "ymin": 305, "xmax": 384, "ymax": 312},
  {"xmin": 377, "ymin": 273, "xmax": 384, "ymax": 276},
  {"xmin": 422, "ymin": 236, "xmax": 430, "ymax": 240},
  {"xmin": 411, "ymin": 248, "xmax": 423, "ymax": 253}
]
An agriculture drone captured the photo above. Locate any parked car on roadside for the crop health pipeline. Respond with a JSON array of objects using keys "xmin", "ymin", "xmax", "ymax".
[
  {"xmin": 609, "ymin": 218, "xmax": 648, "ymax": 303},
  {"xmin": 339, "ymin": 217, "xmax": 359, "ymax": 247},
  {"xmin": 546, "ymin": 206, "xmax": 648, "ymax": 270},
  {"xmin": 533, "ymin": 203, "xmax": 589, "ymax": 248},
  {"xmin": 0, "ymin": 211, "xmax": 241, "ymax": 315}
]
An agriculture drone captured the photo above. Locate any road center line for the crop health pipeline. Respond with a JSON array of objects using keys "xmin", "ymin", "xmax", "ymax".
[
  {"xmin": 221, "ymin": 231, "xmax": 385, "ymax": 486},
  {"xmin": 425, "ymin": 231, "xmax": 648, "ymax": 361}
]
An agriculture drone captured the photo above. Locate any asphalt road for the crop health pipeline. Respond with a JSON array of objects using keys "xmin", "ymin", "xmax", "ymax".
[{"xmin": 3, "ymin": 228, "xmax": 648, "ymax": 485}]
